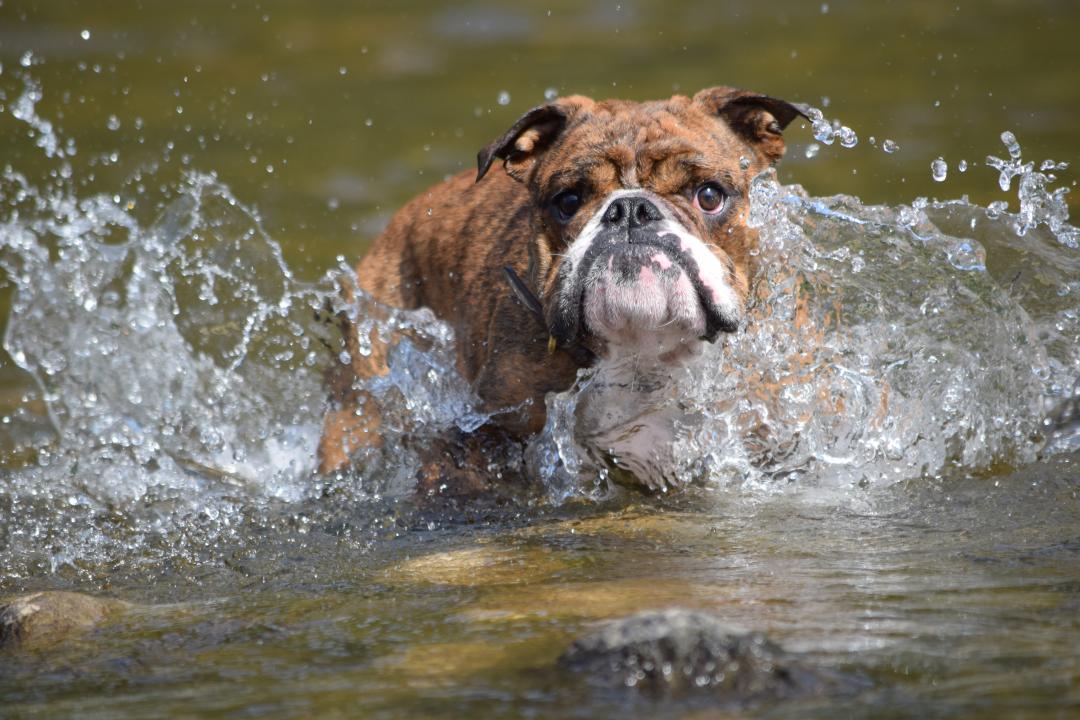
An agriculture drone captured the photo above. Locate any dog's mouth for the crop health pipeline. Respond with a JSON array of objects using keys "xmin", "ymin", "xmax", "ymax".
[
  {"xmin": 548, "ymin": 230, "xmax": 740, "ymax": 353},
  {"xmin": 584, "ymin": 243, "xmax": 712, "ymax": 338}
]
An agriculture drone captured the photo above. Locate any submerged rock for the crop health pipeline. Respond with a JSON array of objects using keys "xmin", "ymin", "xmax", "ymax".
[
  {"xmin": 0, "ymin": 591, "xmax": 127, "ymax": 650},
  {"xmin": 559, "ymin": 610, "xmax": 854, "ymax": 702}
]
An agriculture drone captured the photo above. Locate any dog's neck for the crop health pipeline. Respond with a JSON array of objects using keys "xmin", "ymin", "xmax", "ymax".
[{"xmin": 572, "ymin": 337, "xmax": 707, "ymax": 490}]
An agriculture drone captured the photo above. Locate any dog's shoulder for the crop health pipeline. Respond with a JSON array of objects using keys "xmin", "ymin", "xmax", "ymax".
[{"xmin": 358, "ymin": 170, "xmax": 531, "ymax": 310}]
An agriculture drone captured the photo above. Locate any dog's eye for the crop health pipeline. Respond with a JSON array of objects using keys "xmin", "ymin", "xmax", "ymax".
[
  {"xmin": 694, "ymin": 183, "xmax": 726, "ymax": 215},
  {"xmin": 551, "ymin": 191, "xmax": 581, "ymax": 221}
]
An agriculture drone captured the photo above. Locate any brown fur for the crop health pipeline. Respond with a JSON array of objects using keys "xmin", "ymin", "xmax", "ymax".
[{"xmin": 318, "ymin": 86, "xmax": 806, "ymax": 478}]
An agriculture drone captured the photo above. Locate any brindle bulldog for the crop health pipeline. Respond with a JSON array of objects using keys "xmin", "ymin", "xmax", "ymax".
[{"xmin": 319, "ymin": 86, "xmax": 807, "ymax": 492}]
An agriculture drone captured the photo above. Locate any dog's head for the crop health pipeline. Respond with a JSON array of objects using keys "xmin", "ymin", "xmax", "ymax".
[{"xmin": 477, "ymin": 87, "xmax": 806, "ymax": 363}]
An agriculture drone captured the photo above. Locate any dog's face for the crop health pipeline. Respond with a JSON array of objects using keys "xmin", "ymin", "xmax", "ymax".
[{"xmin": 477, "ymin": 87, "xmax": 806, "ymax": 363}]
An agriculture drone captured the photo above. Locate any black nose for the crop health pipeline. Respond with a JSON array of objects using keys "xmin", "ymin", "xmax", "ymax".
[{"xmin": 602, "ymin": 195, "xmax": 663, "ymax": 230}]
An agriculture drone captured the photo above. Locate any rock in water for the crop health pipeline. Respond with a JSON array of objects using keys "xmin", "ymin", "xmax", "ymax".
[
  {"xmin": 558, "ymin": 610, "xmax": 843, "ymax": 701},
  {"xmin": 0, "ymin": 591, "xmax": 127, "ymax": 650}
]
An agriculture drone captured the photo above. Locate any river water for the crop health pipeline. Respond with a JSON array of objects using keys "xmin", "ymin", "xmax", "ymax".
[{"xmin": 2, "ymin": 2, "xmax": 1080, "ymax": 718}]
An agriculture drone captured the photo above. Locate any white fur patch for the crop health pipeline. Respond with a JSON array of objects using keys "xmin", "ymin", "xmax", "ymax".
[
  {"xmin": 657, "ymin": 219, "xmax": 742, "ymax": 321},
  {"xmin": 557, "ymin": 188, "xmax": 741, "ymax": 351}
]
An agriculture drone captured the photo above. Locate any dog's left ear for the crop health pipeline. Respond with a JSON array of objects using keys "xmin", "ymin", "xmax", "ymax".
[
  {"xmin": 694, "ymin": 87, "xmax": 809, "ymax": 164},
  {"xmin": 476, "ymin": 97, "xmax": 591, "ymax": 183}
]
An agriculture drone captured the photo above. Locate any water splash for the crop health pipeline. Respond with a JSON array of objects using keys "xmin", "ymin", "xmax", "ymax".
[
  {"xmin": 805, "ymin": 106, "xmax": 859, "ymax": 149},
  {"xmin": 0, "ymin": 72, "xmax": 488, "ymax": 583},
  {"xmin": 982, "ymin": 132, "xmax": 1077, "ymax": 245},
  {"xmin": 9, "ymin": 74, "xmax": 71, "ymax": 160},
  {"xmin": 534, "ymin": 171, "xmax": 1080, "ymax": 496},
  {"xmin": 2, "ymin": 71, "xmax": 1080, "ymax": 582}
]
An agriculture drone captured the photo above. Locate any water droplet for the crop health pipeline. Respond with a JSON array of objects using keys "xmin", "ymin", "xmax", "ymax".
[
  {"xmin": 497, "ymin": 90, "xmax": 511, "ymax": 106},
  {"xmin": 338, "ymin": 66, "xmax": 347, "ymax": 76},
  {"xmin": 20, "ymin": 51, "xmax": 34, "ymax": 68},
  {"xmin": 364, "ymin": 118, "xmax": 373, "ymax": 127},
  {"xmin": 805, "ymin": 143, "xmax": 820, "ymax": 159},
  {"xmin": 958, "ymin": 159, "xmax": 968, "ymax": 173},
  {"xmin": 838, "ymin": 126, "xmax": 857, "ymax": 148},
  {"xmin": 544, "ymin": 87, "xmax": 558, "ymax": 101},
  {"xmin": 1040, "ymin": 159, "xmax": 1069, "ymax": 172},
  {"xmin": 820, "ymin": 3, "xmax": 829, "ymax": 12},
  {"xmin": 1001, "ymin": 131, "xmax": 1021, "ymax": 159},
  {"xmin": 882, "ymin": 139, "xmax": 899, "ymax": 154},
  {"xmin": 106, "ymin": 114, "xmax": 120, "ymax": 131},
  {"xmin": 739, "ymin": 155, "xmax": 751, "ymax": 170},
  {"xmin": 80, "ymin": 29, "xmax": 91, "ymax": 41},
  {"xmin": 812, "ymin": 117, "xmax": 834, "ymax": 145},
  {"xmin": 931, "ymin": 157, "xmax": 948, "ymax": 182}
]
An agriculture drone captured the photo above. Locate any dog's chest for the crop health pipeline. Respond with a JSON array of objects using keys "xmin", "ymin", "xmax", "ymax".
[{"xmin": 573, "ymin": 349, "xmax": 702, "ymax": 490}]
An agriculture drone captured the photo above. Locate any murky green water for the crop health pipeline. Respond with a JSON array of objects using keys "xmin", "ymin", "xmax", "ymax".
[
  {"xmin": 3, "ymin": 477, "xmax": 1080, "ymax": 718},
  {"xmin": 2, "ymin": 1, "xmax": 1080, "ymax": 718}
]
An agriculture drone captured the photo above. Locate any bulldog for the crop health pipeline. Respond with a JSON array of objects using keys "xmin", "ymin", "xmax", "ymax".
[{"xmin": 318, "ymin": 86, "xmax": 807, "ymax": 492}]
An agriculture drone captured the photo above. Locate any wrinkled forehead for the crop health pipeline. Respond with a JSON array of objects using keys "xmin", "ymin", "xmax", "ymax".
[{"xmin": 534, "ymin": 99, "xmax": 754, "ymax": 194}]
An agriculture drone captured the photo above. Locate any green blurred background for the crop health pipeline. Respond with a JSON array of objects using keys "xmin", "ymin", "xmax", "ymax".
[
  {"xmin": 0, "ymin": 0, "xmax": 1077, "ymax": 302},
  {"xmin": 1, "ymin": 7, "xmax": 1079, "ymax": 715}
]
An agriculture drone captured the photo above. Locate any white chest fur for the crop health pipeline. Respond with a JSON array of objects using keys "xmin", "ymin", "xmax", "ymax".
[{"xmin": 574, "ymin": 335, "xmax": 707, "ymax": 490}]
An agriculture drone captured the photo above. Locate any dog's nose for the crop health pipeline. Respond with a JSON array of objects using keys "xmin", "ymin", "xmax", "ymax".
[{"xmin": 602, "ymin": 195, "xmax": 663, "ymax": 231}]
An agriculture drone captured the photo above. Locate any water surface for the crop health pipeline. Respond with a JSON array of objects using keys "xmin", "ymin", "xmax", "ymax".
[{"xmin": 2, "ymin": 2, "xmax": 1080, "ymax": 718}]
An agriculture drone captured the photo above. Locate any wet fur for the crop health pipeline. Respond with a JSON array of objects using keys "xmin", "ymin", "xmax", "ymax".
[{"xmin": 319, "ymin": 87, "xmax": 806, "ymax": 488}]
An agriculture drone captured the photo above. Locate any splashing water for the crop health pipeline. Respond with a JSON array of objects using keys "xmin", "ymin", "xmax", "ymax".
[
  {"xmin": 805, "ymin": 106, "xmax": 859, "ymax": 149},
  {"xmin": 9, "ymin": 73, "xmax": 71, "ymax": 160},
  {"xmin": 0, "ymin": 160, "xmax": 491, "ymax": 581},
  {"xmin": 2, "ymin": 73, "xmax": 1080, "ymax": 581},
  {"xmin": 0, "ymin": 74, "xmax": 492, "ymax": 583},
  {"xmin": 533, "ymin": 139, "xmax": 1080, "ymax": 497},
  {"xmin": 931, "ymin": 157, "xmax": 948, "ymax": 182},
  {"xmin": 985, "ymin": 131, "xmax": 1077, "ymax": 244},
  {"xmin": 673, "ymin": 180, "xmax": 1056, "ymax": 489}
]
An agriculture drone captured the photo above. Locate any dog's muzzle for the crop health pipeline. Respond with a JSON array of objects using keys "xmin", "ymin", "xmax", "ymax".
[{"xmin": 548, "ymin": 192, "xmax": 741, "ymax": 348}]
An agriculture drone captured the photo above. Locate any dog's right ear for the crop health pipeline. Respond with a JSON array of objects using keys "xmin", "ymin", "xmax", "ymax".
[{"xmin": 477, "ymin": 99, "xmax": 586, "ymax": 183}]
